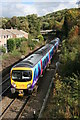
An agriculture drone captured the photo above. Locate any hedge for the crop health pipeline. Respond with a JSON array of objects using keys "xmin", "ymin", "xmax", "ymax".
[
  {"xmin": 7, "ymin": 37, "xmax": 27, "ymax": 52},
  {"xmin": 7, "ymin": 39, "xmax": 16, "ymax": 52}
]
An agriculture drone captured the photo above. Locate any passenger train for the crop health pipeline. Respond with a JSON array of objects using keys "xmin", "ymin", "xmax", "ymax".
[{"xmin": 10, "ymin": 38, "xmax": 60, "ymax": 95}]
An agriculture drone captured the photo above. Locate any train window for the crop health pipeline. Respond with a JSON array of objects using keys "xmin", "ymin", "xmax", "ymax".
[
  {"xmin": 46, "ymin": 57, "xmax": 47, "ymax": 65},
  {"xmin": 45, "ymin": 58, "xmax": 46, "ymax": 65},
  {"xmin": 54, "ymin": 46, "xmax": 56, "ymax": 50},
  {"xmin": 42, "ymin": 60, "xmax": 45, "ymax": 69},
  {"xmin": 44, "ymin": 60, "xmax": 45, "ymax": 68},
  {"xmin": 12, "ymin": 70, "xmax": 32, "ymax": 81},
  {"xmin": 47, "ymin": 56, "xmax": 48, "ymax": 63},
  {"xmin": 42, "ymin": 61, "xmax": 44, "ymax": 69},
  {"xmin": 22, "ymin": 71, "xmax": 32, "ymax": 81},
  {"xmin": 52, "ymin": 49, "xmax": 53, "ymax": 55},
  {"xmin": 50, "ymin": 52, "xmax": 52, "ymax": 58},
  {"xmin": 12, "ymin": 71, "xmax": 21, "ymax": 80}
]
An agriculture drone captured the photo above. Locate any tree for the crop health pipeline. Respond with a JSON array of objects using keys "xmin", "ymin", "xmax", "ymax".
[
  {"xmin": 27, "ymin": 14, "xmax": 40, "ymax": 37},
  {"xmin": 6, "ymin": 16, "xmax": 20, "ymax": 29},
  {"xmin": 7, "ymin": 39, "xmax": 16, "ymax": 52},
  {"xmin": 38, "ymin": 34, "xmax": 44, "ymax": 41},
  {"xmin": 0, "ymin": 46, "xmax": 6, "ymax": 53},
  {"xmin": 42, "ymin": 22, "xmax": 49, "ymax": 30},
  {"xmin": 19, "ymin": 20, "xmax": 29, "ymax": 32},
  {"xmin": 62, "ymin": 15, "xmax": 69, "ymax": 37}
]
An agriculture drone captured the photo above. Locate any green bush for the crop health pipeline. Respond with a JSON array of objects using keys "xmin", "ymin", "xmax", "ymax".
[
  {"xmin": 15, "ymin": 38, "xmax": 21, "ymax": 48},
  {"xmin": 20, "ymin": 41, "xmax": 29, "ymax": 54},
  {"xmin": 60, "ymin": 35, "xmax": 80, "ymax": 77},
  {"xmin": 7, "ymin": 37, "xmax": 27, "ymax": 52},
  {"xmin": 20, "ymin": 37, "xmax": 27, "ymax": 42},
  {"xmin": 38, "ymin": 34, "xmax": 44, "ymax": 41},
  {"xmin": 0, "ymin": 46, "xmax": 6, "ymax": 53},
  {"xmin": 27, "ymin": 40, "xmax": 35, "ymax": 50},
  {"xmin": 11, "ymin": 50, "xmax": 21, "ymax": 58},
  {"xmin": 7, "ymin": 39, "xmax": 16, "ymax": 52}
]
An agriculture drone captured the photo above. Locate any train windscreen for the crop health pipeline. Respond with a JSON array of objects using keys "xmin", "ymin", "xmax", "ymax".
[{"xmin": 12, "ymin": 70, "xmax": 32, "ymax": 82}]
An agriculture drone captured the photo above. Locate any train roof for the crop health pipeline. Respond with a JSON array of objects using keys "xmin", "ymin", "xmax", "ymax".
[
  {"xmin": 14, "ymin": 44, "xmax": 53, "ymax": 68},
  {"xmin": 50, "ymin": 38, "xmax": 60, "ymax": 45},
  {"xmin": 14, "ymin": 54, "xmax": 42, "ymax": 68},
  {"xmin": 35, "ymin": 44, "xmax": 53, "ymax": 55}
]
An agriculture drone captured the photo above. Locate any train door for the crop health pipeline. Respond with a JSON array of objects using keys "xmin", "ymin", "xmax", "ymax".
[
  {"xmin": 40, "ymin": 59, "xmax": 43, "ymax": 75},
  {"xmin": 38, "ymin": 63, "xmax": 41, "ymax": 76},
  {"xmin": 49, "ymin": 52, "xmax": 50, "ymax": 63},
  {"xmin": 34, "ymin": 68, "xmax": 37, "ymax": 81}
]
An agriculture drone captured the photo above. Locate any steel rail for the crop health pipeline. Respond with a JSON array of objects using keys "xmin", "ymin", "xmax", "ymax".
[
  {"xmin": 0, "ymin": 85, "xmax": 11, "ymax": 96},
  {"xmin": 0, "ymin": 76, "xmax": 10, "ymax": 86},
  {"xmin": 0, "ymin": 99, "xmax": 15, "ymax": 118}
]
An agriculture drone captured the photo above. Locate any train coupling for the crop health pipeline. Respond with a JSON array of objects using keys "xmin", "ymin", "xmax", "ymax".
[{"xmin": 18, "ymin": 90, "xmax": 24, "ymax": 97}]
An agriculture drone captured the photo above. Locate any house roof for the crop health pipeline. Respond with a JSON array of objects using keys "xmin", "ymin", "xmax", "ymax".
[
  {"xmin": 20, "ymin": 30, "xmax": 28, "ymax": 35},
  {"xmin": 0, "ymin": 29, "xmax": 12, "ymax": 36},
  {"xmin": 0, "ymin": 28, "xmax": 28, "ymax": 37},
  {"xmin": 6, "ymin": 29, "xmax": 24, "ymax": 35}
]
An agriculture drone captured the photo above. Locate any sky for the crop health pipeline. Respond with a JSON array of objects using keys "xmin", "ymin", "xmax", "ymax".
[{"xmin": 0, "ymin": 0, "xmax": 79, "ymax": 18}]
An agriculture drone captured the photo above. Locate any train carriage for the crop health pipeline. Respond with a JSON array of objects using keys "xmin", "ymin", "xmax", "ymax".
[{"xmin": 10, "ymin": 38, "xmax": 60, "ymax": 95}]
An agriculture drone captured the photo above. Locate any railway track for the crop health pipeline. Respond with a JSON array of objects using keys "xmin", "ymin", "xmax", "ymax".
[
  {"xmin": 0, "ymin": 76, "xmax": 11, "ymax": 96},
  {"xmin": 1, "ymin": 95, "xmax": 31, "ymax": 119},
  {"xmin": 0, "ymin": 98, "xmax": 15, "ymax": 119}
]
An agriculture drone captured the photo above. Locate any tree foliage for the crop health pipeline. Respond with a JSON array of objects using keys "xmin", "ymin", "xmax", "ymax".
[{"xmin": 7, "ymin": 39, "xmax": 16, "ymax": 52}]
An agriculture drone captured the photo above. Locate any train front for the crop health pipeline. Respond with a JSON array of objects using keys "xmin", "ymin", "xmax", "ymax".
[{"xmin": 10, "ymin": 66, "xmax": 33, "ymax": 96}]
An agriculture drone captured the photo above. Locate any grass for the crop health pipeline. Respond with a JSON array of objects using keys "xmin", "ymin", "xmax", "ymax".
[{"xmin": 10, "ymin": 50, "xmax": 21, "ymax": 58}]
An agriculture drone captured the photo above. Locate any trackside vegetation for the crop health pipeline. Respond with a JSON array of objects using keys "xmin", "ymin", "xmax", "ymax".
[
  {"xmin": 7, "ymin": 37, "xmax": 27, "ymax": 52},
  {"xmin": 43, "ymin": 8, "xmax": 80, "ymax": 119},
  {"xmin": 2, "ymin": 36, "xmax": 44, "ymax": 69}
]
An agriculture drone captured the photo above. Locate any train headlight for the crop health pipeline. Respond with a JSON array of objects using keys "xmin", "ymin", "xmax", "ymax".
[
  {"xmin": 27, "ymin": 83, "xmax": 31, "ymax": 88},
  {"xmin": 12, "ymin": 82, "xmax": 16, "ymax": 88}
]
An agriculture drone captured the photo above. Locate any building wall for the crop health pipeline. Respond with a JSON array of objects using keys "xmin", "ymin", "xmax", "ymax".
[
  {"xmin": 0, "ymin": 35, "xmax": 13, "ymax": 46},
  {"xmin": 23, "ymin": 33, "xmax": 28, "ymax": 39}
]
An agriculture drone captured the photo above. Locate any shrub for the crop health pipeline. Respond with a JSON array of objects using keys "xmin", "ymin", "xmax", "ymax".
[
  {"xmin": 11, "ymin": 50, "xmax": 21, "ymax": 58},
  {"xmin": 15, "ymin": 38, "xmax": 21, "ymax": 48},
  {"xmin": 7, "ymin": 37, "xmax": 27, "ymax": 52},
  {"xmin": 38, "ymin": 34, "xmax": 44, "ymax": 41},
  {"xmin": 27, "ymin": 40, "xmax": 35, "ymax": 50},
  {"xmin": 0, "ymin": 46, "xmax": 6, "ymax": 53},
  {"xmin": 20, "ymin": 41, "xmax": 29, "ymax": 54},
  {"xmin": 20, "ymin": 37, "xmax": 27, "ymax": 42},
  {"xmin": 7, "ymin": 38, "xmax": 16, "ymax": 52}
]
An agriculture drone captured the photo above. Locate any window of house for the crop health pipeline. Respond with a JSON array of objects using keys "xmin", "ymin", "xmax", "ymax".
[
  {"xmin": 7, "ymin": 35, "xmax": 8, "ymax": 38},
  {"xmin": 4, "ymin": 35, "xmax": 6, "ymax": 38}
]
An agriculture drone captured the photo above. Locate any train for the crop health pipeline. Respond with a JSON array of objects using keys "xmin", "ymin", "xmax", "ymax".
[{"xmin": 10, "ymin": 38, "xmax": 60, "ymax": 96}]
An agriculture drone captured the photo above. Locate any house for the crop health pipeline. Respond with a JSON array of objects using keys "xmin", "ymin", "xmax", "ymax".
[
  {"xmin": 6, "ymin": 29, "xmax": 28, "ymax": 39},
  {"xmin": 20, "ymin": 30, "xmax": 28, "ymax": 39},
  {"xmin": 0, "ymin": 29, "xmax": 13, "ymax": 46},
  {"xmin": 0, "ymin": 29, "xmax": 28, "ymax": 47}
]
